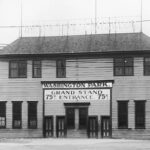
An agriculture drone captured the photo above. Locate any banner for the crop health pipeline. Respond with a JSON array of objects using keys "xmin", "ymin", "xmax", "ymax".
[{"xmin": 44, "ymin": 89, "xmax": 110, "ymax": 101}]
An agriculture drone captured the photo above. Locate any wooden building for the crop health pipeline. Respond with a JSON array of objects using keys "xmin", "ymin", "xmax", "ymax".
[{"xmin": 0, "ymin": 32, "xmax": 150, "ymax": 139}]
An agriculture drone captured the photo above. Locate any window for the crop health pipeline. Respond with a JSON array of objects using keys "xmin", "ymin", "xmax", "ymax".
[
  {"xmin": 32, "ymin": 60, "xmax": 41, "ymax": 78},
  {"xmin": 12, "ymin": 102, "xmax": 22, "ymax": 129},
  {"xmin": 28, "ymin": 102, "xmax": 37, "ymax": 129},
  {"xmin": 144, "ymin": 57, "xmax": 150, "ymax": 75},
  {"xmin": 135, "ymin": 101, "xmax": 145, "ymax": 129},
  {"xmin": 9, "ymin": 60, "xmax": 27, "ymax": 78},
  {"xmin": 56, "ymin": 59, "xmax": 66, "ymax": 78},
  {"xmin": 118, "ymin": 101, "xmax": 128, "ymax": 128},
  {"xmin": 114, "ymin": 58, "xmax": 133, "ymax": 76},
  {"xmin": 0, "ymin": 102, "xmax": 6, "ymax": 128}
]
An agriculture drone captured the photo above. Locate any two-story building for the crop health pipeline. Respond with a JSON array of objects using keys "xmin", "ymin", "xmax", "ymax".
[{"xmin": 0, "ymin": 32, "xmax": 150, "ymax": 139}]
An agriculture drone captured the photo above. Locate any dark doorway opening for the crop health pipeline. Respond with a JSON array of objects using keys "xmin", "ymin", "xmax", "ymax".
[
  {"xmin": 44, "ymin": 116, "xmax": 53, "ymax": 137},
  {"xmin": 88, "ymin": 116, "xmax": 98, "ymax": 138},
  {"xmin": 56, "ymin": 116, "xmax": 66, "ymax": 138},
  {"xmin": 66, "ymin": 108, "xmax": 75, "ymax": 129},
  {"xmin": 101, "ymin": 116, "xmax": 111, "ymax": 138},
  {"xmin": 79, "ymin": 108, "xmax": 88, "ymax": 129}
]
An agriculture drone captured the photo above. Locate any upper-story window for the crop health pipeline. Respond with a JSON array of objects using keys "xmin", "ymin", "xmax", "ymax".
[
  {"xmin": 56, "ymin": 59, "xmax": 66, "ymax": 78},
  {"xmin": 144, "ymin": 57, "xmax": 150, "ymax": 76},
  {"xmin": 114, "ymin": 57, "xmax": 133, "ymax": 76},
  {"xmin": 32, "ymin": 60, "xmax": 41, "ymax": 78},
  {"xmin": 9, "ymin": 60, "xmax": 27, "ymax": 78}
]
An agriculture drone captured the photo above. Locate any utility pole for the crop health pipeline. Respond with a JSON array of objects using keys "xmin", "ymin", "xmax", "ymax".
[
  {"xmin": 140, "ymin": 0, "xmax": 143, "ymax": 33},
  {"xmin": 20, "ymin": 0, "xmax": 23, "ymax": 37},
  {"xmin": 95, "ymin": 0, "xmax": 97, "ymax": 34}
]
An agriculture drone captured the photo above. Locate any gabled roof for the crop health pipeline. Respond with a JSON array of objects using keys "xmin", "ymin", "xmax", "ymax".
[{"xmin": 1, "ymin": 32, "xmax": 150, "ymax": 55}]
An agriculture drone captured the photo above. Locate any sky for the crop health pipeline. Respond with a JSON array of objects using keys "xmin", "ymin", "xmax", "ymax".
[{"xmin": 0, "ymin": 0, "xmax": 150, "ymax": 45}]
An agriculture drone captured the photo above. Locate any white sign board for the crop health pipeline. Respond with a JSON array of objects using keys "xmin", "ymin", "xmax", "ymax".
[
  {"xmin": 44, "ymin": 89, "xmax": 110, "ymax": 101},
  {"xmin": 42, "ymin": 82, "xmax": 112, "ymax": 89}
]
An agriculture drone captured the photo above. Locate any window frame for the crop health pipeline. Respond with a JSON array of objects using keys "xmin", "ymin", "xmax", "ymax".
[
  {"xmin": 12, "ymin": 101, "xmax": 22, "ymax": 129},
  {"xmin": 0, "ymin": 102, "xmax": 6, "ymax": 129},
  {"xmin": 114, "ymin": 57, "xmax": 134, "ymax": 76},
  {"xmin": 118, "ymin": 101, "xmax": 129, "ymax": 129},
  {"xmin": 56, "ymin": 59, "xmax": 66, "ymax": 78},
  {"xmin": 28, "ymin": 101, "xmax": 38, "ymax": 129},
  {"xmin": 135, "ymin": 100, "xmax": 146, "ymax": 129},
  {"xmin": 9, "ymin": 60, "xmax": 27, "ymax": 78},
  {"xmin": 144, "ymin": 57, "xmax": 150, "ymax": 76},
  {"xmin": 32, "ymin": 60, "xmax": 42, "ymax": 78}
]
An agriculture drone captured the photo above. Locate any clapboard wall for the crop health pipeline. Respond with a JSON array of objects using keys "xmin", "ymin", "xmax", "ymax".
[
  {"xmin": 0, "ymin": 56, "xmax": 149, "ymax": 138},
  {"xmin": 112, "ymin": 57, "xmax": 150, "ymax": 139},
  {"xmin": 0, "ymin": 57, "xmax": 113, "ymax": 138}
]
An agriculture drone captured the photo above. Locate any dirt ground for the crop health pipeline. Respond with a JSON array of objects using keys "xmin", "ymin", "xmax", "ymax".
[{"xmin": 0, "ymin": 138, "xmax": 150, "ymax": 150}]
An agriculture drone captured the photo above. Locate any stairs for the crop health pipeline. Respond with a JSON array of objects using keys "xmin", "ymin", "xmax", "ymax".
[{"xmin": 67, "ymin": 129, "xmax": 87, "ymax": 138}]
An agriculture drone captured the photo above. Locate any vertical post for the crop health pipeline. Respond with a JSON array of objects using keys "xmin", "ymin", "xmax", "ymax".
[
  {"xmin": 39, "ymin": 26, "xmax": 41, "ymax": 37},
  {"xmin": 109, "ymin": 17, "xmax": 111, "ymax": 34},
  {"xmin": 110, "ymin": 88, "xmax": 113, "ymax": 138},
  {"xmin": 140, "ymin": 0, "xmax": 143, "ymax": 50},
  {"xmin": 140, "ymin": 0, "xmax": 143, "ymax": 33},
  {"xmin": 95, "ymin": 0, "xmax": 97, "ymax": 34},
  {"xmin": 43, "ymin": 89, "xmax": 45, "ymax": 137},
  {"xmin": 75, "ymin": 109, "xmax": 79, "ymax": 130},
  {"xmin": 62, "ymin": 25, "xmax": 64, "ymax": 36},
  {"xmin": 20, "ymin": 0, "xmax": 23, "ymax": 37}
]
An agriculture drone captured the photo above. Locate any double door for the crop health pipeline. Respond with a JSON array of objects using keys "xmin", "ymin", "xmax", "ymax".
[
  {"xmin": 88, "ymin": 116, "xmax": 98, "ymax": 138},
  {"xmin": 44, "ymin": 114, "xmax": 111, "ymax": 138},
  {"xmin": 44, "ymin": 116, "xmax": 53, "ymax": 137},
  {"xmin": 66, "ymin": 107, "xmax": 88, "ymax": 130},
  {"xmin": 101, "ymin": 116, "xmax": 111, "ymax": 138},
  {"xmin": 56, "ymin": 116, "xmax": 66, "ymax": 137}
]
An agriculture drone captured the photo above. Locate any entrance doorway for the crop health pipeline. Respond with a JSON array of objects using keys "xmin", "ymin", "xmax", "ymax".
[
  {"xmin": 56, "ymin": 116, "xmax": 66, "ymax": 138},
  {"xmin": 79, "ymin": 108, "xmax": 88, "ymax": 129},
  {"xmin": 66, "ymin": 107, "xmax": 88, "ymax": 138},
  {"xmin": 66, "ymin": 108, "xmax": 75, "ymax": 129},
  {"xmin": 88, "ymin": 116, "xmax": 98, "ymax": 138},
  {"xmin": 66, "ymin": 108, "xmax": 88, "ymax": 130},
  {"xmin": 101, "ymin": 116, "xmax": 111, "ymax": 138},
  {"xmin": 44, "ymin": 116, "xmax": 53, "ymax": 137}
]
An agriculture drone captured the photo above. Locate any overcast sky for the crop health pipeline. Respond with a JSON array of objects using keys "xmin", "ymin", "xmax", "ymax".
[{"xmin": 0, "ymin": 0, "xmax": 150, "ymax": 44}]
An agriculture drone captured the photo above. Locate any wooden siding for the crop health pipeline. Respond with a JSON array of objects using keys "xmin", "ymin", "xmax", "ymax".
[
  {"xmin": 0, "ymin": 57, "xmax": 150, "ymax": 138},
  {"xmin": 41, "ymin": 58, "xmax": 113, "ymax": 81},
  {"xmin": 0, "ymin": 58, "xmax": 113, "ymax": 138},
  {"xmin": 0, "ymin": 60, "xmax": 43, "ymax": 137},
  {"xmin": 112, "ymin": 57, "xmax": 150, "ymax": 139}
]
